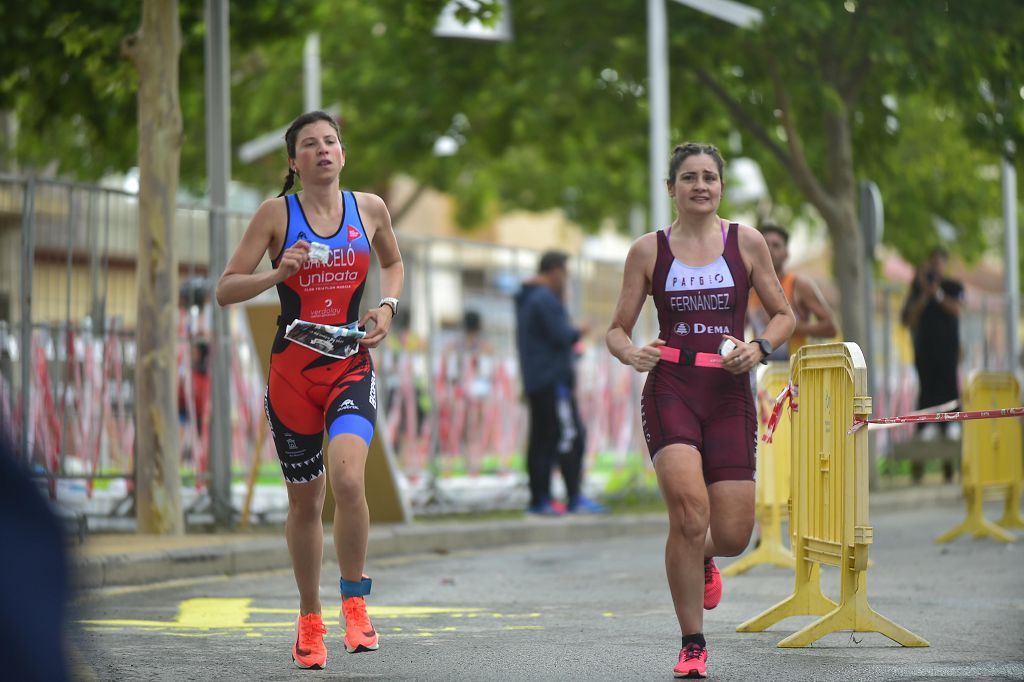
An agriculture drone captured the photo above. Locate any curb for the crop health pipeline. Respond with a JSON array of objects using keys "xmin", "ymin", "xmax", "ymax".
[
  {"xmin": 74, "ymin": 486, "xmax": 967, "ymax": 590},
  {"xmin": 74, "ymin": 514, "xmax": 669, "ymax": 590},
  {"xmin": 869, "ymin": 483, "xmax": 962, "ymax": 513}
]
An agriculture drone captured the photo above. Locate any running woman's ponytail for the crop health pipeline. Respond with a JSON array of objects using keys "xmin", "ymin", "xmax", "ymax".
[{"xmin": 277, "ymin": 168, "xmax": 296, "ymax": 197}]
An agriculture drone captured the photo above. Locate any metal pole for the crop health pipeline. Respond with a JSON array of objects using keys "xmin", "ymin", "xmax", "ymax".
[
  {"xmin": 1002, "ymin": 155, "xmax": 1019, "ymax": 376},
  {"xmin": 204, "ymin": 0, "xmax": 233, "ymax": 526},
  {"xmin": 304, "ymin": 33, "xmax": 322, "ymax": 113},
  {"xmin": 859, "ymin": 180, "xmax": 883, "ymax": 489},
  {"xmin": 422, "ymin": 242, "xmax": 445, "ymax": 510},
  {"xmin": 647, "ymin": 0, "xmax": 670, "ymax": 235},
  {"xmin": 19, "ymin": 177, "xmax": 35, "ymax": 467},
  {"xmin": 87, "ymin": 191, "xmax": 103, "ymax": 327},
  {"xmin": 981, "ymin": 296, "xmax": 990, "ymax": 371},
  {"xmin": 61, "ymin": 188, "xmax": 77, "ymax": 476},
  {"xmin": 877, "ymin": 286, "xmax": 894, "ymax": 487}
]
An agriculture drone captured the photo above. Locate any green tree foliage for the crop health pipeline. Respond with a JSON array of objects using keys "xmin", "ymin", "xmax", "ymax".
[
  {"xmin": 0, "ymin": 1, "xmax": 315, "ymax": 183},
  {"xmin": 651, "ymin": 0, "xmax": 1022, "ymax": 342},
  {"xmin": 3, "ymin": 1, "xmax": 1019, "ymax": 265},
  {"xmin": 865, "ymin": 95, "xmax": 1003, "ymax": 265},
  {"xmin": 228, "ymin": 1, "xmax": 660, "ymax": 230}
]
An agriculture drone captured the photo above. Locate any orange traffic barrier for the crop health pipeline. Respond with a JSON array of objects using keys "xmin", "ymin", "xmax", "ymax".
[
  {"xmin": 722, "ymin": 361, "xmax": 794, "ymax": 576},
  {"xmin": 936, "ymin": 372, "xmax": 1024, "ymax": 543},
  {"xmin": 737, "ymin": 342, "xmax": 927, "ymax": 647}
]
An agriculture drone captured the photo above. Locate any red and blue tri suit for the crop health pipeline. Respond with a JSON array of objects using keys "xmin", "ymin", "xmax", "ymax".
[
  {"xmin": 264, "ymin": 191, "xmax": 377, "ymax": 484},
  {"xmin": 640, "ymin": 219, "xmax": 757, "ymax": 483}
]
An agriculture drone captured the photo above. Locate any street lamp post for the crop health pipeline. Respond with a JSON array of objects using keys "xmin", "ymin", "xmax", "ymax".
[
  {"xmin": 204, "ymin": 0, "xmax": 233, "ymax": 526},
  {"xmin": 646, "ymin": 0, "xmax": 762, "ymax": 236},
  {"xmin": 647, "ymin": 0, "xmax": 671, "ymax": 235},
  {"xmin": 1003, "ymin": 154, "xmax": 1019, "ymax": 374}
]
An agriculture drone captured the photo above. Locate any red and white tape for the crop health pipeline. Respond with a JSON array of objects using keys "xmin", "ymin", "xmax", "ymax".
[
  {"xmin": 761, "ymin": 382, "xmax": 798, "ymax": 444},
  {"xmin": 849, "ymin": 404, "xmax": 1024, "ymax": 434}
]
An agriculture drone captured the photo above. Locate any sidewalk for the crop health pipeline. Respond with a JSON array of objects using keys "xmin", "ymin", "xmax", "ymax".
[{"xmin": 72, "ymin": 483, "xmax": 964, "ymax": 590}]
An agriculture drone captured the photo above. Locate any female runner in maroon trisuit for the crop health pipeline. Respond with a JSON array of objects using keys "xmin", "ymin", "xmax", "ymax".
[
  {"xmin": 606, "ymin": 142, "xmax": 794, "ymax": 678},
  {"xmin": 217, "ymin": 111, "xmax": 403, "ymax": 670}
]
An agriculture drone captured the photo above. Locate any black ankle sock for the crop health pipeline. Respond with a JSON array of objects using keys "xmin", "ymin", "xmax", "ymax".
[{"xmin": 682, "ymin": 633, "xmax": 706, "ymax": 648}]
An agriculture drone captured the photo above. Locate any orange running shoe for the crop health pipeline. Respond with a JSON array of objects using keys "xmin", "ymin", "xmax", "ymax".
[
  {"xmin": 342, "ymin": 597, "xmax": 379, "ymax": 653},
  {"xmin": 673, "ymin": 642, "xmax": 708, "ymax": 678},
  {"xmin": 291, "ymin": 612, "xmax": 327, "ymax": 669},
  {"xmin": 703, "ymin": 557, "xmax": 722, "ymax": 609}
]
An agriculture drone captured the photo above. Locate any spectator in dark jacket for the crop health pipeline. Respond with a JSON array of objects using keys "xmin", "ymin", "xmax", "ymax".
[{"xmin": 515, "ymin": 251, "xmax": 606, "ymax": 515}]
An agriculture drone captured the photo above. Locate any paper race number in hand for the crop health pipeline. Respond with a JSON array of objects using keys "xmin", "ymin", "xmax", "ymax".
[{"xmin": 284, "ymin": 319, "xmax": 365, "ymax": 359}]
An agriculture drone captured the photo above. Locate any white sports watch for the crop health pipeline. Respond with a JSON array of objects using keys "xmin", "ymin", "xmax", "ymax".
[{"xmin": 379, "ymin": 297, "xmax": 399, "ymax": 316}]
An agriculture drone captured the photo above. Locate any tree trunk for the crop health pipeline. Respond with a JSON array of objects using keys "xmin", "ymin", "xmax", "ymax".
[
  {"xmin": 820, "ymin": 105, "xmax": 867, "ymax": 351},
  {"xmin": 123, "ymin": 0, "xmax": 184, "ymax": 534},
  {"xmin": 826, "ymin": 202, "xmax": 866, "ymax": 348},
  {"xmin": 0, "ymin": 111, "xmax": 16, "ymax": 173}
]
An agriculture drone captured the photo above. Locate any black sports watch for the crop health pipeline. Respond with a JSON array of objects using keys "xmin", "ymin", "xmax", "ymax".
[{"xmin": 752, "ymin": 338, "xmax": 772, "ymax": 364}]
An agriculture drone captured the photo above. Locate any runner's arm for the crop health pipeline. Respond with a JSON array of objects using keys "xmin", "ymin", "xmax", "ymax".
[
  {"xmin": 606, "ymin": 235, "xmax": 664, "ymax": 372},
  {"xmin": 793, "ymin": 274, "xmax": 838, "ymax": 339},
  {"xmin": 216, "ymin": 199, "xmax": 300, "ymax": 305},
  {"xmin": 740, "ymin": 226, "xmax": 795, "ymax": 358},
  {"xmin": 359, "ymin": 193, "xmax": 405, "ymax": 348}
]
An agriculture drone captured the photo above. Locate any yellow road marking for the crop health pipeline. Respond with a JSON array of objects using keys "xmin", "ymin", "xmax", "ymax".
[{"xmin": 79, "ymin": 598, "xmax": 543, "ymax": 635}]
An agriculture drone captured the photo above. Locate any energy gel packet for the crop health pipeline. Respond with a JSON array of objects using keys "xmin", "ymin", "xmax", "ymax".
[
  {"xmin": 307, "ymin": 241, "xmax": 331, "ymax": 264},
  {"xmin": 284, "ymin": 319, "xmax": 365, "ymax": 359}
]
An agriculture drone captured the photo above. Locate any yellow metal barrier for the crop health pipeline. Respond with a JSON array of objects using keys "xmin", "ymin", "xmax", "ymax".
[
  {"xmin": 722, "ymin": 361, "xmax": 794, "ymax": 576},
  {"xmin": 936, "ymin": 372, "xmax": 1023, "ymax": 543},
  {"xmin": 737, "ymin": 343, "xmax": 928, "ymax": 647}
]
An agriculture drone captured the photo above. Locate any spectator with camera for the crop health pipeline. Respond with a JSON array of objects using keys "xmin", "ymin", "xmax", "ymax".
[{"xmin": 901, "ymin": 247, "xmax": 963, "ymax": 480}]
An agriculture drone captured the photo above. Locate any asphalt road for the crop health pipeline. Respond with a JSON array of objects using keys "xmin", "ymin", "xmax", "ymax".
[{"xmin": 70, "ymin": 503, "xmax": 1024, "ymax": 681}]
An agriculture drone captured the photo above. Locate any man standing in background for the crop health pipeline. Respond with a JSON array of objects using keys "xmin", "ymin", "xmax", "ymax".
[
  {"xmin": 515, "ymin": 251, "xmax": 606, "ymax": 515},
  {"xmin": 747, "ymin": 224, "xmax": 838, "ymax": 360}
]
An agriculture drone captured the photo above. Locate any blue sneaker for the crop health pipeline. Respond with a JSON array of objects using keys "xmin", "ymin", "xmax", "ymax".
[
  {"xmin": 568, "ymin": 495, "xmax": 609, "ymax": 514},
  {"xmin": 527, "ymin": 498, "xmax": 566, "ymax": 516}
]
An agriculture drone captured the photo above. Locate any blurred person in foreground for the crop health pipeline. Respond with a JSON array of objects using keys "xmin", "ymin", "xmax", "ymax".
[
  {"xmin": 216, "ymin": 110, "xmax": 404, "ymax": 669},
  {"xmin": 0, "ymin": 432, "xmax": 71, "ymax": 682},
  {"xmin": 515, "ymin": 250, "xmax": 607, "ymax": 515},
  {"xmin": 606, "ymin": 142, "xmax": 794, "ymax": 678},
  {"xmin": 901, "ymin": 246, "xmax": 963, "ymax": 481},
  {"xmin": 747, "ymin": 223, "xmax": 838, "ymax": 360}
]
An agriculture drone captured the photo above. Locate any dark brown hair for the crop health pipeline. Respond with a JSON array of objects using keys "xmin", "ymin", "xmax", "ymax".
[
  {"xmin": 759, "ymin": 223, "xmax": 790, "ymax": 244},
  {"xmin": 538, "ymin": 250, "xmax": 569, "ymax": 274},
  {"xmin": 277, "ymin": 111, "xmax": 342, "ymax": 197},
  {"xmin": 666, "ymin": 142, "xmax": 725, "ymax": 186}
]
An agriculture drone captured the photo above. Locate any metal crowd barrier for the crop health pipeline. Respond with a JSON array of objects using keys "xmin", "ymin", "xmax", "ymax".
[
  {"xmin": 936, "ymin": 371, "xmax": 1024, "ymax": 543},
  {"xmin": 737, "ymin": 342, "xmax": 928, "ymax": 648}
]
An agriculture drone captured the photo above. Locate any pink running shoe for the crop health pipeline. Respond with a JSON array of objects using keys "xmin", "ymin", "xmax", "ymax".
[
  {"xmin": 342, "ymin": 596, "xmax": 379, "ymax": 653},
  {"xmin": 673, "ymin": 642, "xmax": 708, "ymax": 678},
  {"xmin": 291, "ymin": 612, "xmax": 327, "ymax": 669},
  {"xmin": 703, "ymin": 558, "xmax": 722, "ymax": 610}
]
